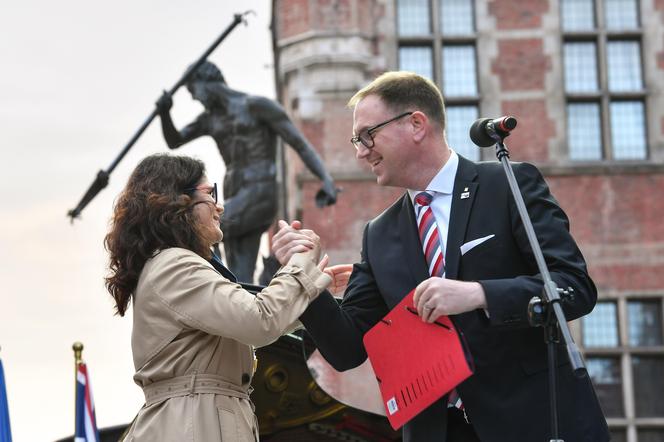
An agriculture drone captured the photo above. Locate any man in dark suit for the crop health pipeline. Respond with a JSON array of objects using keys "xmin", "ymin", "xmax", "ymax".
[{"xmin": 273, "ymin": 71, "xmax": 609, "ymax": 441}]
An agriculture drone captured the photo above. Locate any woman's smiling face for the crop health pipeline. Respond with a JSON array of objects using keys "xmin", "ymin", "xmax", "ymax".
[{"xmin": 191, "ymin": 176, "xmax": 223, "ymax": 247}]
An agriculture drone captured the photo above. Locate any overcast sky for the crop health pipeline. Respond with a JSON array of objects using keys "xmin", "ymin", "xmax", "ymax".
[{"xmin": 0, "ymin": 1, "xmax": 275, "ymax": 439}]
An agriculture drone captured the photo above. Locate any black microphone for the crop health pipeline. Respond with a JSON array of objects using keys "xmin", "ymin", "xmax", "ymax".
[{"xmin": 469, "ymin": 116, "xmax": 518, "ymax": 147}]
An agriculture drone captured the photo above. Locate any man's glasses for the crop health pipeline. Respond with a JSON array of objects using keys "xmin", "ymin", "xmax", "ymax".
[
  {"xmin": 350, "ymin": 111, "xmax": 413, "ymax": 150},
  {"xmin": 185, "ymin": 183, "xmax": 218, "ymax": 203}
]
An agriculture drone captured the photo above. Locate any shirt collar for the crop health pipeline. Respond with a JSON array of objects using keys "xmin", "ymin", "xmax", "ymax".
[{"xmin": 408, "ymin": 149, "xmax": 459, "ymax": 201}]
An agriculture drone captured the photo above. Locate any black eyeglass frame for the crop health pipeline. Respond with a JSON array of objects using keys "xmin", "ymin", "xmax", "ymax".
[
  {"xmin": 350, "ymin": 111, "xmax": 414, "ymax": 150},
  {"xmin": 185, "ymin": 182, "xmax": 218, "ymax": 204}
]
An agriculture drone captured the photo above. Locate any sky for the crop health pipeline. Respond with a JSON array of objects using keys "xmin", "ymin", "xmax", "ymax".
[{"xmin": 0, "ymin": 1, "xmax": 275, "ymax": 439}]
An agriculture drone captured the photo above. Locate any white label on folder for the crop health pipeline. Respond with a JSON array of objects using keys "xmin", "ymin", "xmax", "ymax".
[{"xmin": 387, "ymin": 397, "xmax": 398, "ymax": 415}]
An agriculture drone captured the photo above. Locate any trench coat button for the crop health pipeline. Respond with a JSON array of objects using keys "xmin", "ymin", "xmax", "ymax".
[{"xmin": 242, "ymin": 373, "xmax": 251, "ymax": 384}]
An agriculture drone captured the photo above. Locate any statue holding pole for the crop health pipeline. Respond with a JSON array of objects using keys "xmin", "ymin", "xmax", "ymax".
[
  {"xmin": 67, "ymin": 12, "xmax": 252, "ymax": 221},
  {"xmin": 155, "ymin": 61, "xmax": 338, "ymax": 282}
]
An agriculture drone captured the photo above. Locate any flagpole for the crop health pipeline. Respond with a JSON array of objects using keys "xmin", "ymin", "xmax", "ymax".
[
  {"xmin": 0, "ymin": 344, "xmax": 12, "ymax": 442},
  {"xmin": 72, "ymin": 342, "xmax": 83, "ymax": 438}
]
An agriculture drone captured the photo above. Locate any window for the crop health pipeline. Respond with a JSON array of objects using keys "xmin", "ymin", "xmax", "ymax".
[
  {"xmin": 396, "ymin": 0, "xmax": 480, "ymax": 161},
  {"xmin": 399, "ymin": 46, "xmax": 434, "ymax": 79},
  {"xmin": 581, "ymin": 297, "xmax": 664, "ymax": 436},
  {"xmin": 561, "ymin": 0, "xmax": 647, "ymax": 161},
  {"xmin": 583, "ymin": 301, "xmax": 619, "ymax": 347}
]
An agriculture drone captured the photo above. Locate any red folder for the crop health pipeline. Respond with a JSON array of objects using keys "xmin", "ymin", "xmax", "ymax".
[{"xmin": 363, "ymin": 289, "xmax": 474, "ymax": 430}]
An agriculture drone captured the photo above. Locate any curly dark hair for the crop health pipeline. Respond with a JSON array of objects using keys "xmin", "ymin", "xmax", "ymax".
[{"xmin": 105, "ymin": 153, "xmax": 212, "ymax": 316}]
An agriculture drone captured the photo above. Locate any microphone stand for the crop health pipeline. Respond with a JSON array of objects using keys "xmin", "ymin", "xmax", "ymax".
[{"xmin": 489, "ymin": 133, "xmax": 587, "ymax": 442}]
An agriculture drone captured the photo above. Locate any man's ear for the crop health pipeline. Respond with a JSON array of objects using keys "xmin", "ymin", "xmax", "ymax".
[{"xmin": 410, "ymin": 111, "xmax": 429, "ymax": 142}]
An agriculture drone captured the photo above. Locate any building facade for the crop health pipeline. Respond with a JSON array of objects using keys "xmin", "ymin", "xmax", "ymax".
[{"xmin": 273, "ymin": 0, "xmax": 664, "ymax": 440}]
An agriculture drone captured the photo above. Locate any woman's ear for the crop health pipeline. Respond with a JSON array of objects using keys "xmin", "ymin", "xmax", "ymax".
[{"xmin": 410, "ymin": 111, "xmax": 429, "ymax": 143}]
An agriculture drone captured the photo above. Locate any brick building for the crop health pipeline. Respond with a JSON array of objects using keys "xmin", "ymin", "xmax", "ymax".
[{"xmin": 272, "ymin": 0, "xmax": 664, "ymax": 440}]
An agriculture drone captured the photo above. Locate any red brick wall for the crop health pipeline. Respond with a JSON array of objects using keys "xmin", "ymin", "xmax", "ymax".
[
  {"xmin": 313, "ymin": 0, "xmax": 353, "ymax": 30},
  {"xmin": 488, "ymin": 0, "xmax": 550, "ymax": 29},
  {"xmin": 491, "ymin": 39, "xmax": 551, "ymax": 91},
  {"xmin": 295, "ymin": 99, "xmax": 361, "ymax": 172},
  {"xmin": 278, "ymin": 0, "xmax": 310, "ymax": 39},
  {"xmin": 277, "ymin": 0, "xmax": 359, "ymax": 38},
  {"xmin": 549, "ymin": 174, "xmax": 664, "ymax": 291},
  {"xmin": 300, "ymin": 180, "xmax": 404, "ymax": 263},
  {"xmin": 501, "ymin": 99, "xmax": 554, "ymax": 162},
  {"xmin": 358, "ymin": 0, "xmax": 377, "ymax": 35}
]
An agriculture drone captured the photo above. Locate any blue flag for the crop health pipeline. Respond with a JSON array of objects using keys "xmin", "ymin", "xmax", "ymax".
[
  {"xmin": 74, "ymin": 362, "xmax": 100, "ymax": 442},
  {"xmin": 0, "ymin": 357, "xmax": 12, "ymax": 442}
]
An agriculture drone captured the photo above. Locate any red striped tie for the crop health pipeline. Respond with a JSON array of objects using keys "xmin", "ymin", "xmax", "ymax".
[
  {"xmin": 414, "ymin": 191, "xmax": 463, "ymax": 411},
  {"xmin": 414, "ymin": 192, "xmax": 445, "ymax": 277}
]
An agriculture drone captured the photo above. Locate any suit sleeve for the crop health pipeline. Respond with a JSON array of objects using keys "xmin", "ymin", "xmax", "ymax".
[
  {"xmin": 148, "ymin": 249, "xmax": 331, "ymax": 347},
  {"xmin": 300, "ymin": 224, "xmax": 390, "ymax": 371},
  {"xmin": 479, "ymin": 162, "xmax": 597, "ymax": 328}
]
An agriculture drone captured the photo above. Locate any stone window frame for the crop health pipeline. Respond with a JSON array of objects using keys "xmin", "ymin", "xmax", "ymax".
[
  {"xmin": 395, "ymin": 0, "xmax": 481, "ymax": 161},
  {"xmin": 575, "ymin": 292, "xmax": 664, "ymax": 441},
  {"xmin": 561, "ymin": 0, "xmax": 649, "ymax": 162}
]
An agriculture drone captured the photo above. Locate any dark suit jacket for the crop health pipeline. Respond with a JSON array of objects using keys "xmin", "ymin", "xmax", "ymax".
[{"xmin": 300, "ymin": 156, "xmax": 609, "ymax": 441}]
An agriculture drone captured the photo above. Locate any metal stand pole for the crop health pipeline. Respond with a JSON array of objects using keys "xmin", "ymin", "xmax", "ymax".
[{"xmin": 492, "ymin": 139, "xmax": 587, "ymax": 442}]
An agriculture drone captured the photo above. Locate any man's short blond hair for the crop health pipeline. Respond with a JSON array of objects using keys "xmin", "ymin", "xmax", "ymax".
[{"xmin": 348, "ymin": 71, "xmax": 446, "ymax": 131}]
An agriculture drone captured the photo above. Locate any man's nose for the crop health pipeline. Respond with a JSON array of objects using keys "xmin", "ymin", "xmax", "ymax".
[{"xmin": 355, "ymin": 143, "xmax": 370, "ymax": 160}]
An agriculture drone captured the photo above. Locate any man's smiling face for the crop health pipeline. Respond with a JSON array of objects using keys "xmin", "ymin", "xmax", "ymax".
[{"xmin": 352, "ymin": 95, "xmax": 415, "ymax": 188}]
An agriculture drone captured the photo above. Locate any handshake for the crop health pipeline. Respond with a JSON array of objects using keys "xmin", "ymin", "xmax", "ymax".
[{"xmin": 272, "ymin": 220, "xmax": 351, "ymax": 295}]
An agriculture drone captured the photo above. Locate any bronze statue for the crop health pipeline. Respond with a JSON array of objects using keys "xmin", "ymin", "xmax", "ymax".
[{"xmin": 156, "ymin": 61, "xmax": 337, "ymax": 282}]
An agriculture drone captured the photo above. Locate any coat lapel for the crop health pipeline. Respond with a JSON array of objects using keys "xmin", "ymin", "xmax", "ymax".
[
  {"xmin": 209, "ymin": 254, "xmax": 238, "ymax": 282},
  {"xmin": 444, "ymin": 156, "xmax": 479, "ymax": 280},
  {"xmin": 398, "ymin": 194, "xmax": 430, "ymax": 284}
]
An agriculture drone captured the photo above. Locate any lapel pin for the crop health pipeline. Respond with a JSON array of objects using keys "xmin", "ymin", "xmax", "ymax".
[{"xmin": 460, "ymin": 187, "xmax": 470, "ymax": 199}]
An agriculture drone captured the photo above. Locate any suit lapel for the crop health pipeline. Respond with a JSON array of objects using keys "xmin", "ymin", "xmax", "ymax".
[
  {"xmin": 398, "ymin": 194, "xmax": 430, "ymax": 284},
  {"xmin": 444, "ymin": 156, "xmax": 478, "ymax": 280}
]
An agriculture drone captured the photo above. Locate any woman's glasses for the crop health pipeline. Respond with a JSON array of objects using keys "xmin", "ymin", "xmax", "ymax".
[{"xmin": 185, "ymin": 182, "xmax": 218, "ymax": 203}]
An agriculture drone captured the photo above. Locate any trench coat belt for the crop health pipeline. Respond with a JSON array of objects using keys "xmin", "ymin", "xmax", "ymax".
[{"xmin": 143, "ymin": 373, "xmax": 249, "ymax": 406}]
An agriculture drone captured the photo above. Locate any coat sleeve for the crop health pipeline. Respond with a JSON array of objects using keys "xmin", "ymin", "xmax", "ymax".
[
  {"xmin": 147, "ymin": 249, "xmax": 331, "ymax": 347},
  {"xmin": 479, "ymin": 162, "xmax": 597, "ymax": 328},
  {"xmin": 300, "ymin": 224, "xmax": 390, "ymax": 371}
]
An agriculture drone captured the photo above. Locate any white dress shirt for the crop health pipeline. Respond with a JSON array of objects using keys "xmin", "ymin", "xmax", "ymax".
[{"xmin": 407, "ymin": 150, "xmax": 459, "ymax": 259}]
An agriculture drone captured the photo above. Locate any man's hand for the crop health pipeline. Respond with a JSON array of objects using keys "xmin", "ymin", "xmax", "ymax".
[
  {"xmin": 413, "ymin": 278, "xmax": 487, "ymax": 323},
  {"xmin": 155, "ymin": 90, "xmax": 173, "ymax": 114},
  {"xmin": 315, "ymin": 179, "xmax": 339, "ymax": 207},
  {"xmin": 272, "ymin": 219, "xmax": 316, "ymax": 265},
  {"xmin": 323, "ymin": 264, "xmax": 353, "ymax": 295}
]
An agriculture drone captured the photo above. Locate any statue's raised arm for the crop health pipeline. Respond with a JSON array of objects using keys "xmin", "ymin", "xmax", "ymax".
[{"xmin": 154, "ymin": 61, "xmax": 337, "ymax": 283}]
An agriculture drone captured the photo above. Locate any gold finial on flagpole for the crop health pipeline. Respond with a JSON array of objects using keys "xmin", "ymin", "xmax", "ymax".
[
  {"xmin": 72, "ymin": 342, "xmax": 83, "ymax": 435},
  {"xmin": 73, "ymin": 341, "xmax": 83, "ymax": 365}
]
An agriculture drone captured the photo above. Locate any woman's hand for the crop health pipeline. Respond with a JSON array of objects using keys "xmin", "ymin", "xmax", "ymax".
[{"xmin": 272, "ymin": 220, "xmax": 317, "ymax": 265}]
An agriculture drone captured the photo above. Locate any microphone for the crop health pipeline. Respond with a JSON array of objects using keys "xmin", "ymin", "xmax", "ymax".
[{"xmin": 469, "ymin": 116, "xmax": 517, "ymax": 147}]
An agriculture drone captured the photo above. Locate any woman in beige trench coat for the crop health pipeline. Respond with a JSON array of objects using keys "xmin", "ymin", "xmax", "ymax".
[{"xmin": 105, "ymin": 154, "xmax": 331, "ymax": 441}]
